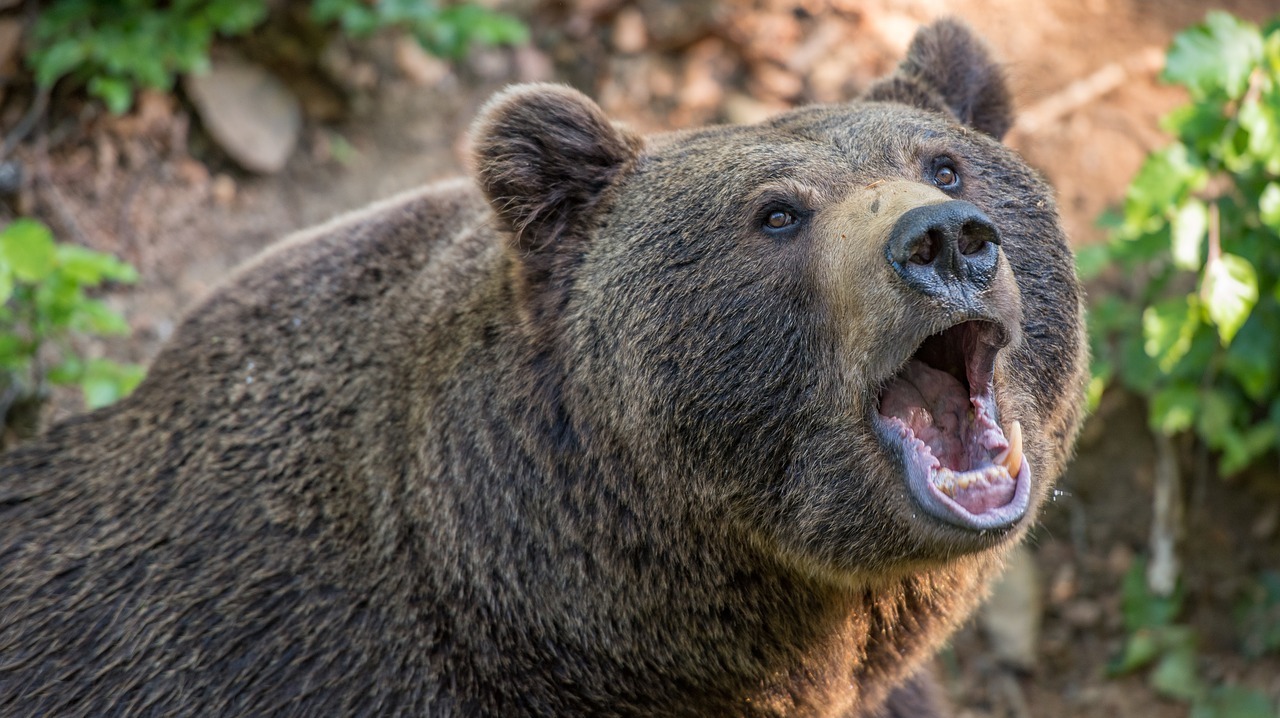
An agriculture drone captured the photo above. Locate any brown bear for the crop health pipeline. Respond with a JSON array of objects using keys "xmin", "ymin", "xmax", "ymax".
[{"xmin": 0, "ymin": 18, "xmax": 1087, "ymax": 718}]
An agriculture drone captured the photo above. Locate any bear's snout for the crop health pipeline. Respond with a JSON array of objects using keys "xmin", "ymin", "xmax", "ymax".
[{"xmin": 886, "ymin": 200, "xmax": 1001, "ymax": 305}]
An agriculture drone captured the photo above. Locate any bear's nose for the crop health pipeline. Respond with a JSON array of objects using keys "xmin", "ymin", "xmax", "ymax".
[{"xmin": 885, "ymin": 200, "xmax": 1001, "ymax": 303}]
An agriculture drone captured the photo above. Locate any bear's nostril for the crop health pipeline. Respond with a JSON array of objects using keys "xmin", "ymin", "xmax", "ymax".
[
  {"xmin": 959, "ymin": 222, "xmax": 990, "ymax": 256},
  {"xmin": 886, "ymin": 200, "xmax": 1001, "ymax": 303},
  {"xmin": 911, "ymin": 231, "xmax": 941, "ymax": 265}
]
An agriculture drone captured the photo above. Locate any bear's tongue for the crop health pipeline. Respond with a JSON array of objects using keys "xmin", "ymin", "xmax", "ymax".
[
  {"xmin": 879, "ymin": 359, "xmax": 976, "ymax": 470},
  {"xmin": 879, "ymin": 359, "xmax": 1018, "ymax": 514}
]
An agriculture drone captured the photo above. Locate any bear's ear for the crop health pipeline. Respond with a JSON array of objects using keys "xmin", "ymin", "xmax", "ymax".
[
  {"xmin": 863, "ymin": 18, "xmax": 1013, "ymax": 140},
  {"xmin": 471, "ymin": 84, "xmax": 642, "ymax": 250}
]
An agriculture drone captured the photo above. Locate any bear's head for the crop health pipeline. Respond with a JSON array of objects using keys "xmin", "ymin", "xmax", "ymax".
[{"xmin": 471, "ymin": 19, "xmax": 1087, "ymax": 581}]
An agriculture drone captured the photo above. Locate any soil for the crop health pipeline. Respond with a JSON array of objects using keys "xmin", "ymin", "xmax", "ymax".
[{"xmin": 3, "ymin": 0, "xmax": 1279, "ymax": 715}]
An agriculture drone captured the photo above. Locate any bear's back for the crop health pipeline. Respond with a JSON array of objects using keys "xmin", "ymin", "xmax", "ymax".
[{"xmin": 0, "ymin": 180, "xmax": 499, "ymax": 717}]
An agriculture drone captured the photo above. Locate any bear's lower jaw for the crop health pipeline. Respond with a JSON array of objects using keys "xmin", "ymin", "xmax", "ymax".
[{"xmin": 876, "ymin": 320, "xmax": 1030, "ymax": 531}]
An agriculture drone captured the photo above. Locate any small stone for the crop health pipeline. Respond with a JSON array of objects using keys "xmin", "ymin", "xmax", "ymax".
[
  {"xmin": 0, "ymin": 19, "xmax": 21, "ymax": 74},
  {"xmin": 1062, "ymin": 599, "xmax": 1103, "ymax": 628},
  {"xmin": 1251, "ymin": 502, "xmax": 1279, "ymax": 540},
  {"xmin": 612, "ymin": 7, "xmax": 648, "ymax": 54},
  {"xmin": 734, "ymin": 11, "xmax": 801, "ymax": 65},
  {"xmin": 679, "ymin": 39, "xmax": 728, "ymax": 111},
  {"xmin": 751, "ymin": 63, "xmax": 804, "ymax": 101},
  {"xmin": 723, "ymin": 94, "xmax": 785, "ymax": 125},
  {"xmin": 395, "ymin": 35, "xmax": 451, "ymax": 86},
  {"xmin": 211, "ymin": 174, "xmax": 237, "ymax": 207},
  {"xmin": 979, "ymin": 544, "xmax": 1041, "ymax": 671},
  {"xmin": 470, "ymin": 49, "xmax": 510, "ymax": 80},
  {"xmin": 175, "ymin": 157, "xmax": 210, "ymax": 188},
  {"xmin": 1048, "ymin": 561, "xmax": 1077, "ymax": 605},
  {"xmin": 0, "ymin": 160, "xmax": 22, "ymax": 197},
  {"xmin": 1106, "ymin": 543, "xmax": 1134, "ymax": 577},
  {"xmin": 785, "ymin": 21, "xmax": 846, "ymax": 75},
  {"xmin": 865, "ymin": 12, "xmax": 922, "ymax": 56},
  {"xmin": 635, "ymin": 0, "xmax": 716, "ymax": 49},
  {"xmin": 184, "ymin": 57, "xmax": 302, "ymax": 174},
  {"xmin": 514, "ymin": 46, "xmax": 553, "ymax": 83}
]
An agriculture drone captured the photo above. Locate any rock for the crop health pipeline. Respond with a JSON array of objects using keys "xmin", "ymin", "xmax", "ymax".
[
  {"xmin": 612, "ymin": 7, "xmax": 648, "ymax": 54},
  {"xmin": 0, "ymin": 18, "xmax": 20, "ymax": 72},
  {"xmin": 175, "ymin": 157, "xmax": 210, "ymax": 188},
  {"xmin": 395, "ymin": 35, "xmax": 451, "ymax": 87},
  {"xmin": 1105, "ymin": 543, "xmax": 1134, "ymax": 577},
  {"xmin": 0, "ymin": 17, "xmax": 21, "ymax": 106},
  {"xmin": 1251, "ymin": 502, "xmax": 1279, "ymax": 540},
  {"xmin": 723, "ymin": 93, "xmax": 784, "ymax": 125},
  {"xmin": 211, "ymin": 174, "xmax": 237, "ymax": 207},
  {"xmin": 635, "ymin": 0, "xmax": 716, "ymax": 49},
  {"xmin": 514, "ymin": 46, "xmax": 554, "ymax": 83},
  {"xmin": 678, "ymin": 38, "xmax": 729, "ymax": 111},
  {"xmin": 979, "ymin": 544, "xmax": 1042, "ymax": 671},
  {"xmin": 1048, "ymin": 561, "xmax": 1077, "ymax": 605},
  {"xmin": 0, "ymin": 160, "xmax": 22, "ymax": 198},
  {"xmin": 1062, "ymin": 599, "xmax": 1103, "ymax": 629},
  {"xmin": 184, "ymin": 58, "xmax": 302, "ymax": 174},
  {"xmin": 751, "ymin": 63, "xmax": 803, "ymax": 101}
]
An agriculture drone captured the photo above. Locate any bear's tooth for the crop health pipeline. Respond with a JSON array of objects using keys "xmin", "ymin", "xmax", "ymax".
[
  {"xmin": 934, "ymin": 468, "xmax": 955, "ymax": 495},
  {"xmin": 994, "ymin": 420, "xmax": 1023, "ymax": 476}
]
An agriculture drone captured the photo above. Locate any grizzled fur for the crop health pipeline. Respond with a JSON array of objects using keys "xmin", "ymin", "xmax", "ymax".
[{"xmin": 0, "ymin": 19, "xmax": 1086, "ymax": 718}]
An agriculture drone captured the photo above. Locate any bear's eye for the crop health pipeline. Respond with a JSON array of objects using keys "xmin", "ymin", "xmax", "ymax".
[
  {"xmin": 931, "ymin": 159, "xmax": 961, "ymax": 191},
  {"xmin": 765, "ymin": 210, "xmax": 796, "ymax": 230}
]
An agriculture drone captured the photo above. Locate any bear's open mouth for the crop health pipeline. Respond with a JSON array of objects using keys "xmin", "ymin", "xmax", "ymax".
[{"xmin": 875, "ymin": 320, "xmax": 1030, "ymax": 531}]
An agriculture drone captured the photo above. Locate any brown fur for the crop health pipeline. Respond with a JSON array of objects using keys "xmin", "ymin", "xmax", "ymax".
[{"xmin": 0, "ymin": 19, "xmax": 1086, "ymax": 717}]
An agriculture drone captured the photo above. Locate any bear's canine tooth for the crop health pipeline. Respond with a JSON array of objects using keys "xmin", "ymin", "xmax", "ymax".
[{"xmin": 992, "ymin": 420, "xmax": 1023, "ymax": 476}]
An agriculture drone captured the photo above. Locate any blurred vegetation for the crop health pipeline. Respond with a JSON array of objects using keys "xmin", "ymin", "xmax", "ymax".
[
  {"xmin": 1108, "ymin": 559, "xmax": 1278, "ymax": 717},
  {"xmin": 27, "ymin": 0, "xmax": 528, "ymax": 114},
  {"xmin": 0, "ymin": 219, "xmax": 142, "ymax": 447},
  {"xmin": 1083, "ymin": 11, "xmax": 1280, "ymax": 478},
  {"xmin": 1085, "ymin": 11, "xmax": 1280, "ymax": 716}
]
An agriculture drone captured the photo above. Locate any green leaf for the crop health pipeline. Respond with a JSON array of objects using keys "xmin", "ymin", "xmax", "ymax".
[
  {"xmin": 1151, "ymin": 383, "xmax": 1200, "ymax": 435},
  {"xmin": 1239, "ymin": 89, "xmax": 1280, "ymax": 165},
  {"xmin": 1171, "ymin": 199, "xmax": 1208, "ymax": 270},
  {"xmin": 1259, "ymin": 183, "xmax": 1280, "ymax": 233},
  {"xmin": 1191, "ymin": 686, "xmax": 1276, "ymax": 718},
  {"xmin": 1224, "ymin": 302, "xmax": 1280, "ymax": 401},
  {"xmin": 1122, "ymin": 558, "xmax": 1184, "ymax": 630},
  {"xmin": 1202, "ymin": 253, "xmax": 1258, "ymax": 345},
  {"xmin": 1163, "ymin": 11, "xmax": 1264, "ymax": 100},
  {"xmin": 1163, "ymin": 101, "xmax": 1230, "ymax": 155},
  {"xmin": 31, "ymin": 39, "xmax": 87, "ymax": 87},
  {"xmin": 1143, "ymin": 295, "xmax": 1201, "ymax": 372},
  {"xmin": 0, "ymin": 259, "xmax": 11, "ymax": 305},
  {"xmin": 0, "ymin": 219, "xmax": 57, "ymax": 282},
  {"xmin": 1150, "ymin": 631, "xmax": 1203, "ymax": 702},
  {"xmin": 1218, "ymin": 423, "xmax": 1277, "ymax": 476},
  {"xmin": 1237, "ymin": 570, "xmax": 1280, "ymax": 659},
  {"xmin": 46, "ymin": 356, "xmax": 82, "ymax": 386},
  {"xmin": 1075, "ymin": 243, "xmax": 1113, "ymax": 281},
  {"xmin": 1108, "ymin": 628, "xmax": 1162, "ymax": 675},
  {"xmin": 56, "ymin": 244, "xmax": 138, "ymax": 285},
  {"xmin": 1196, "ymin": 388, "xmax": 1240, "ymax": 447},
  {"xmin": 80, "ymin": 358, "xmax": 144, "ymax": 409},
  {"xmin": 1086, "ymin": 373, "xmax": 1107, "ymax": 412},
  {"xmin": 1123, "ymin": 143, "xmax": 1207, "ymax": 234},
  {"xmin": 88, "ymin": 75, "xmax": 134, "ymax": 115},
  {"xmin": 70, "ymin": 299, "xmax": 130, "ymax": 336},
  {"xmin": 0, "ymin": 333, "xmax": 27, "ymax": 369}
]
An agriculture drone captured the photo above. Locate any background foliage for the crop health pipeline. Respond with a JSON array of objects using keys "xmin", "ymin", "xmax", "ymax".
[
  {"xmin": 1084, "ymin": 11, "xmax": 1280, "ymax": 478},
  {"xmin": 27, "ymin": 0, "xmax": 527, "ymax": 113},
  {"xmin": 0, "ymin": 220, "xmax": 142, "ymax": 445}
]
